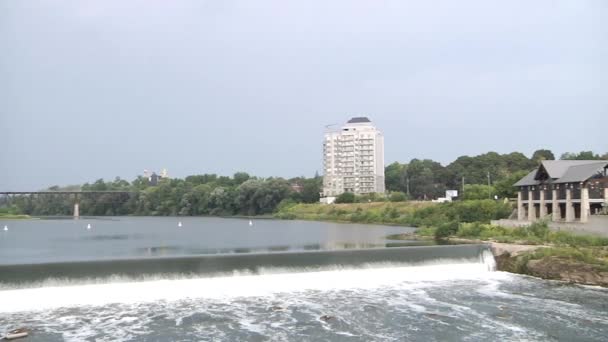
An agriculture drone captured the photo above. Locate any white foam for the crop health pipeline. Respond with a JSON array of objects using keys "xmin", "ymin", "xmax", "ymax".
[{"xmin": 0, "ymin": 261, "xmax": 501, "ymax": 313}]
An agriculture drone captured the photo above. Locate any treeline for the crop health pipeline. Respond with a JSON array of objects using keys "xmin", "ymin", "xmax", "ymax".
[
  {"xmin": 385, "ymin": 149, "xmax": 607, "ymax": 200},
  {"xmin": 5, "ymin": 149, "xmax": 606, "ymax": 217},
  {"xmin": 9, "ymin": 174, "xmax": 322, "ymax": 217}
]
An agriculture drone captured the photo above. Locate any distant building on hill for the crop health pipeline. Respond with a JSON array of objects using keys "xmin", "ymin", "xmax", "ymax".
[
  {"xmin": 144, "ymin": 168, "xmax": 169, "ymax": 186},
  {"xmin": 514, "ymin": 160, "xmax": 608, "ymax": 223},
  {"xmin": 321, "ymin": 117, "xmax": 385, "ymax": 203}
]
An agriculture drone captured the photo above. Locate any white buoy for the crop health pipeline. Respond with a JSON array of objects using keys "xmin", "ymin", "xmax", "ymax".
[
  {"xmin": 178, "ymin": 221, "xmax": 182, "ymax": 227},
  {"xmin": 87, "ymin": 223, "xmax": 91, "ymax": 230},
  {"xmin": 3, "ymin": 225, "xmax": 7, "ymax": 231},
  {"xmin": 249, "ymin": 220, "xmax": 253, "ymax": 227}
]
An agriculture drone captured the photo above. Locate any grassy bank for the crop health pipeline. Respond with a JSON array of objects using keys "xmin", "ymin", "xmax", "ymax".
[
  {"xmin": 0, "ymin": 213, "xmax": 31, "ymax": 219},
  {"xmin": 275, "ymin": 200, "xmax": 512, "ymax": 226},
  {"xmin": 413, "ymin": 220, "xmax": 608, "ymax": 283}
]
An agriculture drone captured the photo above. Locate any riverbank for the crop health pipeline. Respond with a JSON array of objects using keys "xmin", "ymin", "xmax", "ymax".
[
  {"xmin": 0, "ymin": 214, "xmax": 31, "ymax": 219},
  {"xmin": 490, "ymin": 242, "xmax": 608, "ymax": 287},
  {"xmin": 274, "ymin": 200, "xmax": 512, "ymax": 227},
  {"xmin": 437, "ymin": 221, "xmax": 608, "ymax": 287}
]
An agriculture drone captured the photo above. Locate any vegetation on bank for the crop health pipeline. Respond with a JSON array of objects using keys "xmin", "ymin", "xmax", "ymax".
[
  {"xmin": 0, "ymin": 207, "xmax": 31, "ymax": 219},
  {"xmin": 417, "ymin": 220, "xmax": 608, "ymax": 246},
  {"xmin": 412, "ymin": 220, "xmax": 608, "ymax": 278},
  {"xmin": 275, "ymin": 199, "xmax": 513, "ymax": 226},
  {"xmin": 0, "ymin": 213, "xmax": 31, "ymax": 219}
]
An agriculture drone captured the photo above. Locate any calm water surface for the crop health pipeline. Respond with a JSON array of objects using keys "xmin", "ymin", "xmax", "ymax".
[{"xmin": 0, "ymin": 217, "xmax": 416, "ymax": 264}]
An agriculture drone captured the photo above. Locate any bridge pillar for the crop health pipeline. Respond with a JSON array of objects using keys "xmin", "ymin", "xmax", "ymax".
[{"xmin": 74, "ymin": 203, "xmax": 80, "ymax": 218}]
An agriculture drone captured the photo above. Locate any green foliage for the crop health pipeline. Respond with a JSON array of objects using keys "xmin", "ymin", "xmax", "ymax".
[
  {"xmin": 494, "ymin": 170, "xmax": 528, "ymax": 198},
  {"xmin": 274, "ymin": 200, "xmax": 512, "ymax": 230},
  {"xmin": 531, "ymin": 149, "xmax": 555, "ymax": 162},
  {"xmin": 10, "ymin": 172, "xmax": 305, "ymax": 217},
  {"xmin": 462, "ymin": 184, "xmax": 495, "ymax": 200},
  {"xmin": 335, "ymin": 192, "xmax": 355, "ymax": 203},
  {"xmin": 385, "ymin": 162, "xmax": 407, "ymax": 192},
  {"xmin": 560, "ymin": 151, "xmax": 603, "ymax": 160},
  {"xmin": 300, "ymin": 177, "xmax": 322, "ymax": 203},
  {"xmin": 389, "ymin": 192, "xmax": 407, "ymax": 202},
  {"xmin": 443, "ymin": 220, "xmax": 608, "ymax": 248},
  {"xmin": 434, "ymin": 221, "xmax": 459, "ymax": 239},
  {"xmin": 356, "ymin": 193, "xmax": 386, "ymax": 203}
]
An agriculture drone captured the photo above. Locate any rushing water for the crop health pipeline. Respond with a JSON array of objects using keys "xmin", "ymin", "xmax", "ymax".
[{"xmin": 1, "ymin": 217, "xmax": 607, "ymax": 341}]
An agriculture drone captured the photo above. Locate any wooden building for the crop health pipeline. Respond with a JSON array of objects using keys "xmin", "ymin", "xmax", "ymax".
[{"xmin": 514, "ymin": 160, "xmax": 608, "ymax": 223}]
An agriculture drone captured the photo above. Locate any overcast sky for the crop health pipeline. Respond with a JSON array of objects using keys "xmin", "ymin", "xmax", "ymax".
[{"xmin": 1, "ymin": 0, "xmax": 606, "ymax": 190}]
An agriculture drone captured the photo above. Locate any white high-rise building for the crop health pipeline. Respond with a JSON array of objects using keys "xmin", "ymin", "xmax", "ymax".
[{"xmin": 322, "ymin": 117, "xmax": 385, "ymax": 198}]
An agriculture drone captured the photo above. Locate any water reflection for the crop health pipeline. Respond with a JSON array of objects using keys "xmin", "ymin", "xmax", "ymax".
[
  {"xmin": 136, "ymin": 241, "xmax": 441, "ymax": 257},
  {"xmin": 0, "ymin": 217, "xmax": 421, "ymax": 264}
]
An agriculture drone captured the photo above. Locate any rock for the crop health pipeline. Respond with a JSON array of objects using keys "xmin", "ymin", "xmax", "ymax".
[
  {"xmin": 320, "ymin": 315, "xmax": 334, "ymax": 322},
  {"xmin": 4, "ymin": 328, "xmax": 29, "ymax": 340},
  {"xmin": 526, "ymin": 257, "xmax": 608, "ymax": 287}
]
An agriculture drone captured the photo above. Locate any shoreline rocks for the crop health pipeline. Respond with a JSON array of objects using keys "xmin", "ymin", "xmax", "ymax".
[{"xmin": 486, "ymin": 241, "xmax": 608, "ymax": 287}]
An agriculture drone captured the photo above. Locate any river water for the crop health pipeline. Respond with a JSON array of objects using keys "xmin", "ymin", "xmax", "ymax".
[{"xmin": 0, "ymin": 217, "xmax": 607, "ymax": 341}]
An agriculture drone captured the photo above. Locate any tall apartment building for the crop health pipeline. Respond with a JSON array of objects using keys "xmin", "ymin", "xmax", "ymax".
[{"xmin": 322, "ymin": 117, "xmax": 385, "ymax": 198}]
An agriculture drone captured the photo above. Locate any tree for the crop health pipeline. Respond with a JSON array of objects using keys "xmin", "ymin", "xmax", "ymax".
[
  {"xmin": 560, "ymin": 151, "xmax": 601, "ymax": 160},
  {"xmin": 300, "ymin": 177, "xmax": 322, "ymax": 203},
  {"xmin": 389, "ymin": 192, "xmax": 407, "ymax": 202},
  {"xmin": 407, "ymin": 159, "xmax": 445, "ymax": 200},
  {"xmin": 531, "ymin": 149, "xmax": 555, "ymax": 163},
  {"xmin": 385, "ymin": 162, "xmax": 407, "ymax": 192},
  {"xmin": 494, "ymin": 170, "xmax": 528, "ymax": 198},
  {"xmin": 462, "ymin": 184, "xmax": 496, "ymax": 200},
  {"xmin": 335, "ymin": 192, "xmax": 355, "ymax": 203},
  {"xmin": 233, "ymin": 172, "xmax": 250, "ymax": 185}
]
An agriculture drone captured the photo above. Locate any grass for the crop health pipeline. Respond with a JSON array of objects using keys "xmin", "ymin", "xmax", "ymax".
[
  {"xmin": 275, "ymin": 200, "xmax": 512, "ymax": 227},
  {"xmin": 451, "ymin": 221, "xmax": 608, "ymax": 247},
  {"xmin": 0, "ymin": 213, "xmax": 31, "ymax": 219}
]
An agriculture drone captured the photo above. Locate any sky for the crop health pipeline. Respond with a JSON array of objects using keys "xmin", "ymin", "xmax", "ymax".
[{"xmin": 1, "ymin": 0, "xmax": 606, "ymax": 190}]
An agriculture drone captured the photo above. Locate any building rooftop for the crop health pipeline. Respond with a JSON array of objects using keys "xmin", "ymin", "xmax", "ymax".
[
  {"xmin": 514, "ymin": 160, "xmax": 608, "ymax": 186},
  {"xmin": 347, "ymin": 117, "xmax": 371, "ymax": 123}
]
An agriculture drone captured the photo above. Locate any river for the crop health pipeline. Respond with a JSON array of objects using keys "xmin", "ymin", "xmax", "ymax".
[{"xmin": 0, "ymin": 217, "xmax": 607, "ymax": 341}]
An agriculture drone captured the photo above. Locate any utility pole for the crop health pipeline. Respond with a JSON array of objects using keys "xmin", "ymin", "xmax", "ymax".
[
  {"xmin": 487, "ymin": 171, "xmax": 491, "ymax": 199},
  {"xmin": 461, "ymin": 176, "xmax": 465, "ymax": 199}
]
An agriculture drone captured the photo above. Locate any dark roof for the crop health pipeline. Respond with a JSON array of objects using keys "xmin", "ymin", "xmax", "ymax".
[
  {"xmin": 553, "ymin": 161, "xmax": 607, "ymax": 184},
  {"xmin": 513, "ymin": 170, "xmax": 539, "ymax": 186},
  {"xmin": 347, "ymin": 117, "xmax": 371, "ymax": 123},
  {"xmin": 514, "ymin": 160, "xmax": 608, "ymax": 187},
  {"xmin": 540, "ymin": 160, "xmax": 598, "ymax": 179}
]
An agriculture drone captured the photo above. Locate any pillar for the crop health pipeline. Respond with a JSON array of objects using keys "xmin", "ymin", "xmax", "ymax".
[
  {"xmin": 539, "ymin": 189, "xmax": 547, "ymax": 218},
  {"xmin": 552, "ymin": 189, "xmax": 560, "ymax": 222},
  {"xmin": 565, "ymin": 188, "xmax": 574, "ymax": 222},
  {"xmin": 517, "ymin": 191, "xmax": 525, "ymax": 221},
  {"xmin": 74, "ymin": 203, "xmax": 80, "ymax": 218},
  {"xmin": 581, "ymin": 187, "xmax": 590, "ymax": 223},
  {"xmin": 528, "ymin": 189, "xmax": 535, "ymax": 221}
]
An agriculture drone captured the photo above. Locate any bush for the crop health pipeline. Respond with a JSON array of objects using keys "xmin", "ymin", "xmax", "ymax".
[
  {"xmin": 457, "ymin": 222, "xmax": 484, "ymax": 237},
  {"xmin": 527, "ymin": 221, "xmax": 550, "ymax": 239},
  {"xmin": 389, "ymin": 192, "xmax": 407, "ymax": 202},
  {"xmin": 335, "ymin": 192, "xmax": 355, "ymax": 203},
  {"xmin": 434, "ymin": 221, "xmax": 459, "ymax": 239}
]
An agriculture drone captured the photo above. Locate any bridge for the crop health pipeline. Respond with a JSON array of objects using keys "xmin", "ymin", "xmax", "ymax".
[{"xmin": 0, "ymin": 191, "xmax": 136, "ymax": 218}]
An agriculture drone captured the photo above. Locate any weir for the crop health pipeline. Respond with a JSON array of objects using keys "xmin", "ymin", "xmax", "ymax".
[{"xmin": 0, "ymin": 244, "xmax": 493, "ymax": 287}]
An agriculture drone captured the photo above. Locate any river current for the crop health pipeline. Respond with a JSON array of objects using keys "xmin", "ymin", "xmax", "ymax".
[{"xmin": 0, "ymin": 217, "xmax": 607, "ymax": 341}]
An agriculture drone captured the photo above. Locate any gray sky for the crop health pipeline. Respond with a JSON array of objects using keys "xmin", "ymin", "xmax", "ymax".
[{"xmin": 1, "ymin": 0, "xmax": 606, "ymax": 190}]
